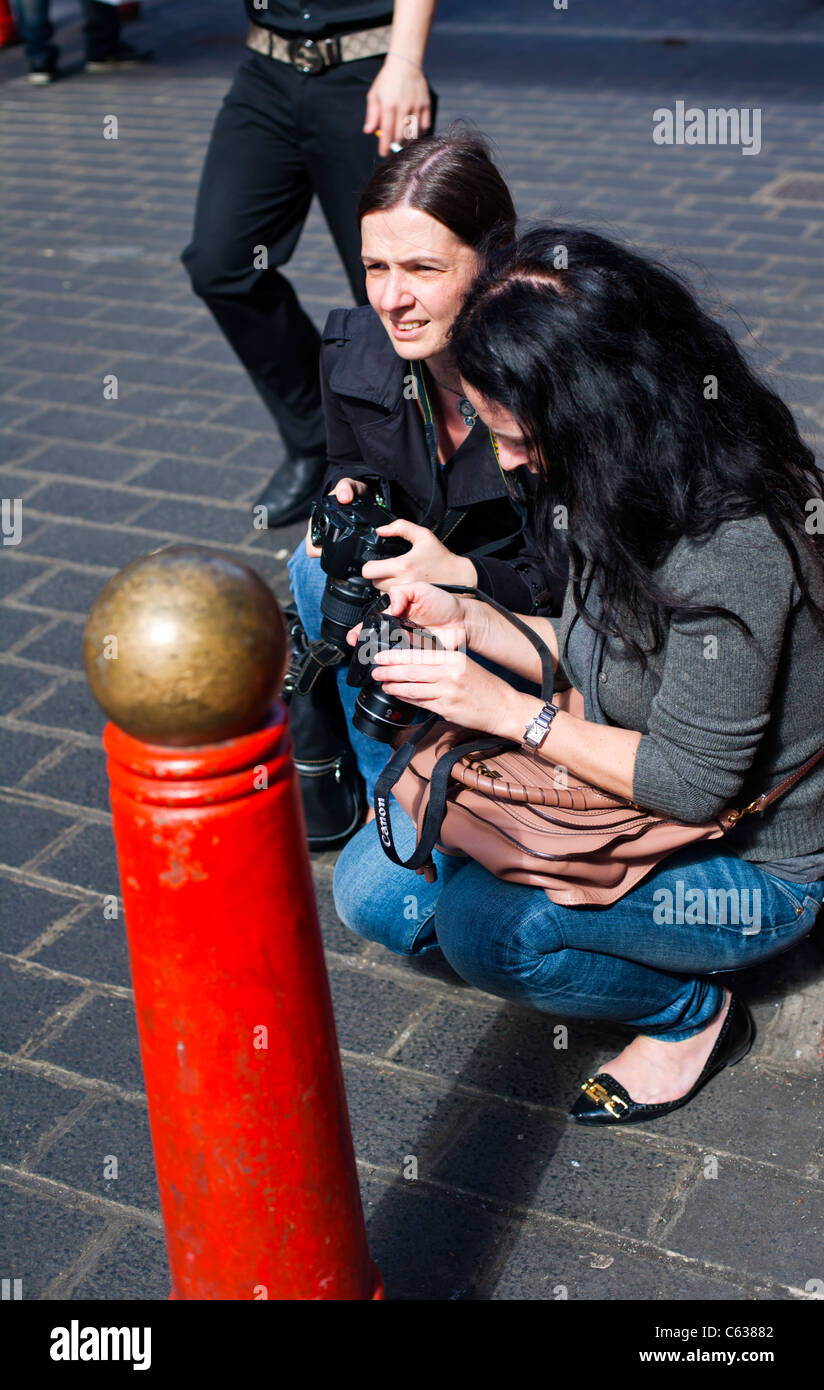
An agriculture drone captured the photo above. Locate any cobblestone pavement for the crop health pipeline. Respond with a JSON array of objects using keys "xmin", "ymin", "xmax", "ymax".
[{"xmin": 1, "ymin": 0, "xmax": 823, "ymax": 1302}]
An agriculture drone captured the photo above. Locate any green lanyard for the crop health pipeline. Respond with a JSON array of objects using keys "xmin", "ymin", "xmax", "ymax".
[{"xmin": 409, "ymin": 359, "xmax": 501, "ymax": 475}]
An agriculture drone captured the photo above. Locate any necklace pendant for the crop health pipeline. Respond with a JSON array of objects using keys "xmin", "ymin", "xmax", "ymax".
[{"xmin": 457, "ymin": 397, "xmax": 477, "ymax": 427}]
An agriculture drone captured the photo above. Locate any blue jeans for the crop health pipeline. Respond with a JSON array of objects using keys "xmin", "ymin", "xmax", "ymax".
[
  {"xmin": 333, "ymin": 802, "xmax": 824, "ymax": 1039},
  {"xmin": 288, "ymin": 542, "xmax": 542, "ymax": 805},
  {"xmin": 14, "ymin": 0, "xmax": 119, "ymax": 67}
]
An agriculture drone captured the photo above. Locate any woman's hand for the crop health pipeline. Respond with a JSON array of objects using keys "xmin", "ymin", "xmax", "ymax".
[
  {"xmin": 363, "ymin": 57, "xmax": 432, "ymax": 158},
  {"xmin": 305, "ymin": 477, "xmax": 370, "ymax": 557},
  {"xmin": 345, "ymin": 581, "xmax": 526, "ymax": 734},
  {"xmin": 347, "ymin": 581, "xmax": 469, "ymax": 650},
  {"xmin": 361, "ymin": 518, "xmax": 477, "ymax": 589},
  {"xmin": 370, "ymin": 632, "xmax": 528, "ymax": 735}
]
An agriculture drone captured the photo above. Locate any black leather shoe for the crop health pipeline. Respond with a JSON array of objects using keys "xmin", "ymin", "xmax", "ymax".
[
  {"xmin": 253, "ymin": 456, "xmax": 326, "ymax": 529},
  {"xmin": 568, "ymin": 994, "xmax": 755, "ymax": 1126}
]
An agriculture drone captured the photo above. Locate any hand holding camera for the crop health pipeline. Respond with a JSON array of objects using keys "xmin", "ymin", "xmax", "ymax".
[
  {"xmin": 346, "ymin": 581, "xmax": 535, "ymax": 741},
  {"xmin": 361, "ymin": 517, "xmax": 477, "ymax": 590},
  {"xmin": 305, "ymin": 477, "xmax": 370, "ymax": 557}
]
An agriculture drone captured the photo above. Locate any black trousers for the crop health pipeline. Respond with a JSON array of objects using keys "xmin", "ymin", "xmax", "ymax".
[{"xmin": 183, "ymin": 49, "xmax": 436, "ymax": 460}]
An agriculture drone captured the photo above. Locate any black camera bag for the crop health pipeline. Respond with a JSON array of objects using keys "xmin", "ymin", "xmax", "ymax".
[{"xmin": 280, "ymin": 608, "xmax": 365, "ymax": 850}]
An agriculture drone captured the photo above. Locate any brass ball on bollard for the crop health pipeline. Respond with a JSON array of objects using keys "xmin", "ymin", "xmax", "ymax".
[{"xmin": 83, "ymin": 545, "xmax": 288, "ymax": 747}]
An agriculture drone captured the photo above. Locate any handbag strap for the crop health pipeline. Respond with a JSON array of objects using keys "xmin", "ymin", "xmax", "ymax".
[
  {"xmin": 438, "ymin": 584, "xmax": 556, "ymax": 700},
  {"xmin": 373, "ymin": 718, "xmax": 506, "ymax": 882}
]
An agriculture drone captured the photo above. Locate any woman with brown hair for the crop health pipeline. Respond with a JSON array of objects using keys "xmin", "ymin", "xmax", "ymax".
[{"xmin": 288, "ymin": 129, "xmax": 565, "ymax": 807}]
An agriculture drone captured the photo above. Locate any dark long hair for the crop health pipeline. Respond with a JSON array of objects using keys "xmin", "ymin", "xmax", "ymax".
[
  {"xmin": 358, "ymin": 124, "xmax": 516, "ymax": 249},
  {"xmin": 450, "ymin": 226, "xmax": 824, "ymax": 654}
]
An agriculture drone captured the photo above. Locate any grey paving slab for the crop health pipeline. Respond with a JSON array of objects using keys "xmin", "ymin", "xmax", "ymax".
[
  {"xmin": 128, "ymin": 456, "xmax": 269, "ymax": 503},
  {"xmin": 0, "ymin": 558, "xmax": 52, "ymax": 601},
  {"xmin": 326, "ymin": 962, "xmax": 427, "ymax": 1056},
  {"xmin": 431, "ymin": 1099, "xmax": 690, "ymax": 1239},
  {"xmin": 0, "ymin": 725, "xmax": 63, "ymax": 786},
  {"xmin": 9, "ymin": 441, "xmax": 150, "ymax": 483},
  {"xmin": 20, "ymin": 406, "xmax": 138, "ymax": 448},
  {"xmin": 0, "ymin": 1181, "xmax": 107, "ymax": 1300},
  {"xmin": 25, "ymin": 481, "xmax": 148, "ymax": 528},
  {"xmin": 0, "ymin": 876, "xmax": 79, "ymax": 955},
  {"xmin": 665, "ymin": 1161, "xmax": 824, "ymax": 1290},
  {"xmin": 0, "ymin": 798, "xmax": 74, "ymax": 868},
  {"xmin": 0, "ymin": 607, "xmax": 49, "ymax": 654},
  {"xmin": 489, "ymin": 1224, "xmax": 757, "ymax": 1302},
  {"xmin": 31, "ymin": 907, "xmax": 131, "ymax": 991},
  {"xmin": 130, "ymin": 496, "xmax": 253, "ymax": 545},
  {"xmin": 35, "ymin": 823, "xmax": 120, "ymax": 898},
  {"xmin": 14, "ymin": 619, "xmax": 86, "ymax": 674},
  {"xmin": 358, "ymin": 1167, "xmax": 522, "ymax": 1301},
  {"xmin": 210, "ymin": 398, "xmax": 279, "ymax": 434},
  {"xmin": 0, "ymin": 1067, "xmax": 88, "ymax": 1165},
  {"xmin": 22, "ymin": 521, "xmax": 168, "ymax": 570},
  {"xmin": 0, "ymin": 431, "xmax": 48, "ymax": 466},
  {"xmin": 107, "ymin": 357, "xmax": 213, "ymax": 390},
  {"xmin": 23, "ymin": 744, "xmax": 111, "ymax": 815},
  {"xmin": 341, "ymin": 1062, "xmax": 475, "ymax": 1174},
  {"xmin": 69, "ymin": 1224, "xmax": 171, "ymax": 1301},
  {"xmin": 111, "ymin": 387, "xmax": 223, "ymax": 422},
  {"xmin": 33, "ymin": 993, "xmax": 144, "ymax": 1093},
  {"xmin": 22, "ymin": 679, "xmax": 106, "ymax": 739},
  {"xmin": 206, "ymin": 435, "xmax": 284, "ymax": 473},
  {"xmin": 0, "ymin": 957, "xmax": 84, "ymax": 1053},
  {"xmin": 19, "ymin": 567, "xmax": 114, "ymax": 615},
  {"xmin": 0, "ymin": 663, "xmax": 50, "ymax": 716},
  {"xmin": 32, "ymin": 1097, "xmax": 160, "ymax": 1214}
]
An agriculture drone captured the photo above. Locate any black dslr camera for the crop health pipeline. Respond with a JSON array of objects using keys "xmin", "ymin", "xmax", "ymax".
[
  {"xmin": 309, "ymin": 491, "xmax": 410, "ymax": 654},
  {"xmin": 346, "ymin": 593, "xmax": 441, "ymax": 745}
]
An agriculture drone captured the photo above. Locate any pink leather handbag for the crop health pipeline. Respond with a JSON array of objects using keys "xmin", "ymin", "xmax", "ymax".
[{"xmin": 373, "ymin": 589, "xmax": 823, "ymax": 907}]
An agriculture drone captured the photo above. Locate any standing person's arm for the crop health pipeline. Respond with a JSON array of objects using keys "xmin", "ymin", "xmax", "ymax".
[{"xmin": 365, "ymin": 0, "xmax": 438, "ymax": 157}]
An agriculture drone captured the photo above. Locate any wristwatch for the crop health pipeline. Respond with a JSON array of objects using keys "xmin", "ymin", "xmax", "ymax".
[{"xmin": 522, "ymin": 700, "xmax": 559, "ymax": 754}]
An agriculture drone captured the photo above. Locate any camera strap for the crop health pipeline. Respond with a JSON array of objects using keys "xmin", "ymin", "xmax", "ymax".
[{"xmin": 294, "ymin": 638, "xmax": 345, "ymax": 692}]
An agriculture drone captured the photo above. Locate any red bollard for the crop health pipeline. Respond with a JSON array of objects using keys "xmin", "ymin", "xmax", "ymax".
[
  {"xmin": 0, "ymin": 0, "xmax": 19, "ymax": 48},
  {"xmin": 86, "ymin": 547, "xmax": 383, "ymax": 1301}
]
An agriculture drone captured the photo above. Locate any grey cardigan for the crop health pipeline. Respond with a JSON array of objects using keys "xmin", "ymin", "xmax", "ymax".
[{"xmin": 550, "ymin": 515, "xmax": 824, "ymax": 863}]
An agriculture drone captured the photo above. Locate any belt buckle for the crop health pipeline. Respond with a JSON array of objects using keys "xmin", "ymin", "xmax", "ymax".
[
  {"xmin": 289, "ymin": 35, "xmax": 340, "ymax": 74},
  {"xmin": 289, "ymin": 36, "xmax": 324, "ymax": 74}
]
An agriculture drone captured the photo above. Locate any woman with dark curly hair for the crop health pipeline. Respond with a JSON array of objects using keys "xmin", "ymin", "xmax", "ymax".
[{"xmin": 332, "ymin": 226, "xmax": 824, "ymax": 1124}]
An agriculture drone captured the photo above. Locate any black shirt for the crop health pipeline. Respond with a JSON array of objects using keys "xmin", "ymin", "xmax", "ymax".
[{"xmin": 244, "ymin": 1, "xmax": 394, "ymax": 39}]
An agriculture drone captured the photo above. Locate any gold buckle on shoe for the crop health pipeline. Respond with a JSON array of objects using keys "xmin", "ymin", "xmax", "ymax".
[{"xmin": 581, "ymin": 1078, "xmax": 628, "ymax": 1117}]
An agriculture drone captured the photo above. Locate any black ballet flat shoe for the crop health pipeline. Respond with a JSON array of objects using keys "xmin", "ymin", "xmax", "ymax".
[
  {"xmin": 253, "ymin": 456, "xmax": 327, "ymax": 529},
  {"xmin": 568, "ymin": 994, "xmax": 755, "ymax": 1126}
]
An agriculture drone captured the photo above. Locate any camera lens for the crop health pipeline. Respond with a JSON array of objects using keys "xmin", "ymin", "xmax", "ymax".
[
  {"xmin": 352, "ymin": 684, "xmax": 417, "ymax": 745},
  {"xmin": 320, "ymin": 574, "xmax": 374, "ymax": 652}
]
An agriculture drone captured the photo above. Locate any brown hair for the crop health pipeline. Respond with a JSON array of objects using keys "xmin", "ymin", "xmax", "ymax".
[{"xmin": 358, "ymin": 124, "xmax": 516, "ymax": 249}]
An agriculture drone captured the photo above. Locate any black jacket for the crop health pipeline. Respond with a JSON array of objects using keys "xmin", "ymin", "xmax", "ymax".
[{"xmin": 319, "ymin": 306, "xmax": 566, "ymax": 614}]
